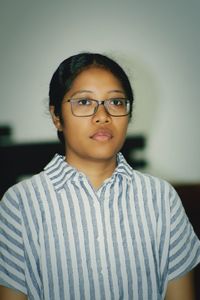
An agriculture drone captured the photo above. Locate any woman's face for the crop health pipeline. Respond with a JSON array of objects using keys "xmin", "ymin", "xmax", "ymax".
[{"xmin": 51, "ymin": 67, "xmax": 129, "ymax": 165}]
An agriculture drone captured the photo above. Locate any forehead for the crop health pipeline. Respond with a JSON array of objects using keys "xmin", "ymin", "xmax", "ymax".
[{"xmin": 71, "ymin": 67, "xmax": 124, "ymax": 90}]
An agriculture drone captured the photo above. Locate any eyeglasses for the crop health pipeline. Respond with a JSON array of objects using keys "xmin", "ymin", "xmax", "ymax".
[{"xmin": 64, "ymin": 98, "xmax": 130, "ymax": 117}]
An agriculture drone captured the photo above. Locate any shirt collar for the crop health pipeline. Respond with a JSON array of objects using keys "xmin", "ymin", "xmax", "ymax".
[{"xmin": 44, "ymin": 152, "xmax": 133, "ymax": 192}]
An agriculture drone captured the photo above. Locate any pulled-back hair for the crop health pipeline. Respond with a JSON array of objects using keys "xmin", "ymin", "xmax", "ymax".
[{"xmin": 49, "ymin": 52, "xmax": 134, "ymax": 144}]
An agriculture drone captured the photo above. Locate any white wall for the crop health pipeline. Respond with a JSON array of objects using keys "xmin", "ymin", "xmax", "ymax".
[{"xmin": 0, "ymin": 0, "xmax": 200, "ymax": 182}]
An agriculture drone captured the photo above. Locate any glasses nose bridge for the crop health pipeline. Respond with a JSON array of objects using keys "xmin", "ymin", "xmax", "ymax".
[
  {"xmin": 95, "ymin": 100, "xmax": 109, "ymax": 115},
  {"xmin": 97, "ymin": 99, "xmax": 105, "ymax": 105}
]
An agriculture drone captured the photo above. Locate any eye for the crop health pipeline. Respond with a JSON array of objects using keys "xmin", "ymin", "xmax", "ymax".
[
  {"xmin": 76, "ymin": 98, "xmax": 92, "ymax": 106},
  {"xmin": 110, "ymin": 98, "xmax": 125, "ymax": 106}
]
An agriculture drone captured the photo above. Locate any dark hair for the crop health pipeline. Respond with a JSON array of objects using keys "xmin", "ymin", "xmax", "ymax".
[{"xmin": 49, "ymin": 52, "xmax": 134, "ymax": 144}]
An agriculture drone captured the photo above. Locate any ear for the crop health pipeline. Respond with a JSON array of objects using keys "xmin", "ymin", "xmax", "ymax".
[{"xmin": 49, "ymin": 106, "xmax": 63, "ymax": 131}]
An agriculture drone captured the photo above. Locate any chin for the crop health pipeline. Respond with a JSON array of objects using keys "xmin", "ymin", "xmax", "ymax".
[{"xmin": 87, "ymin": 147, "xmax": 119, "ymax": 161}]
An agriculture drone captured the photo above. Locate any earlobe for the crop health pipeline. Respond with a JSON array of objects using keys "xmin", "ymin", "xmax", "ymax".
[{"xmin": 49, "ymin": 106, "xmax": 63, "ymax": 131}]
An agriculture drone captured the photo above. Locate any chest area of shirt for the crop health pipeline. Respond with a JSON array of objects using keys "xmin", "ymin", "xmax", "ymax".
[
  {"xmin": 35, "ymin": 182, "xmax": 159, "ymax": 267},
  {"xmin": 22, "ymin": 180, "xmax": 163, "ymax": 299}
]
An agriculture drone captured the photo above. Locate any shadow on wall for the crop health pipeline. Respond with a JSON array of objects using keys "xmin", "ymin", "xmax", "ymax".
[{"xmin": 107, "ymin": 51, "xmax": 161, "ymax": 137}]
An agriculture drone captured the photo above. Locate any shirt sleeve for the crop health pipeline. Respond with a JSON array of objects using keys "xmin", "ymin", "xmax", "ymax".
[
  {"xmin": 0, "ymin": 187, "xmax": 27, "ymax": 295},
  {"xmin": 167, "ymin": 185, "xmax": 200, "ymax": 280}
]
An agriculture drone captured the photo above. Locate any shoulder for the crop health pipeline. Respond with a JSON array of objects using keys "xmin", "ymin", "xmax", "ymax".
[
  {"xmin": 118, "ymin": 153, "xmax": 178, "ymax": 206},
  {"xmin": 130, "ymin": 167, "xmax": 177, "ymax": 198},
  {"xmin": 125, "ymin": 167, "xmax": 184, "ymax": 222},
  {"xmin": 0, "ymin": 171, "xmax": 49, "ymax": 207},
  {"xmin": 1, "ymin": 154, "xmax": 63, "ymax": 204},
  {"xmin": 0, "ymin": 171, "xmax": 52, "ymax": 239}
]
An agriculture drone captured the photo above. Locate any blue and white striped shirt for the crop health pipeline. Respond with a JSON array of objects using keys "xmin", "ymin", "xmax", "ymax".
[{"xmin": 1, "ymin": 153, "xmax": 200, "ymax": 299}]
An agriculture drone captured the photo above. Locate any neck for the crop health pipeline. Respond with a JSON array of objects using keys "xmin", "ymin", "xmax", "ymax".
[{"xmin": 65, "ymin": 155, "xmax": 117, "ymax": 189}]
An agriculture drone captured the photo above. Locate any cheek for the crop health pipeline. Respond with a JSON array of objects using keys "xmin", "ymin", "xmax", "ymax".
[
  {"xmin": 62, "ymin": 117, "xmax": 87, "ymax": 139},
  {"xmin": 115, "ymin": 119, "xmax": 129, "ymax": 134}
]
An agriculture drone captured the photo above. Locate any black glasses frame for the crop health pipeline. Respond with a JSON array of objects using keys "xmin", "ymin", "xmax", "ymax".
[{"xmin": 64, "ymin": 98, "xmax": 130, "ymax": 117}]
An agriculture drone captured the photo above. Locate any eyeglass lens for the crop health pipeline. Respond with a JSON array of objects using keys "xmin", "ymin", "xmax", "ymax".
[{"xmin": 71, "ymin": 99, "xmax": 130, "ymax": 116}]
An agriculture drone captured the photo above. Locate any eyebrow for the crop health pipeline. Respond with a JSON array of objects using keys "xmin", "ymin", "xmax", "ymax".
[
  {"xmin": 71, "ymin": 90, "xmax": 93, "ymax": 98},
  {"xmin": 108, "ymin": 89, "xmax": 125, "ymax": 94},
  {"xmin": 70, "ymin": 89, "xmax": 125, "ymax": 98}
]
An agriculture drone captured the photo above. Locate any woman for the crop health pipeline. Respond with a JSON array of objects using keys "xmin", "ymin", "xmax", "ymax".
[{"xmin": 0, "ymin": 52, "xmax": 200, "ymax": 299}]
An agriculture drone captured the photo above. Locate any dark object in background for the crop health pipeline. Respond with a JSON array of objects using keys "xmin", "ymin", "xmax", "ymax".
[
  {"xmin": 0, "ymin": 126, "xmax": 146, "ymax": 198},
  {"xmin": 174, "ymin": 184, "xmax": 200, "ymax": 299},
  {"xmin": 0, "ymin": 125, "xmax": 12, "ymax": 145}
]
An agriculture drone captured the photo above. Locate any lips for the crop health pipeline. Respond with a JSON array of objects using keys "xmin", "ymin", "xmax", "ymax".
[{"xmin": 90, "ymin": 129, "xmax": 113, "ymax": 141}]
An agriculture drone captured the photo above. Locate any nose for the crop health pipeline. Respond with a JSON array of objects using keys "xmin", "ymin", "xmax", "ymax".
[{"xmin": 92, "ymin": 103, "xmax": 111, "ymax": 124}]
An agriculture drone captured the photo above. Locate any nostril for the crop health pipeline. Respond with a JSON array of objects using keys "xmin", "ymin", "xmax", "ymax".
[{"xmin": 95, "ymin": 119, "xmax": 110, "ymax": 124}]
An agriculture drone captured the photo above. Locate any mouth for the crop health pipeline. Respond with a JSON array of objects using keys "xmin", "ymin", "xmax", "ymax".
[{"xmin": 90, "ymin": 129, "xmax": 113, "ymax": 141}]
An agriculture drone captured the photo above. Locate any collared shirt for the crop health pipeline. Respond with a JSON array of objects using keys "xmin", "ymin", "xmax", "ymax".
[{"xmin": 0, "ymin": 153, "xmax": 200, "ymax": 300}]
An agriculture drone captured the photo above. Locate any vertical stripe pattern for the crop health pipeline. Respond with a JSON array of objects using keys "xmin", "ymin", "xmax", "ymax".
[{"xmin": 1, "ymin": 153, "xmax": 200, "ymax": 300}]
